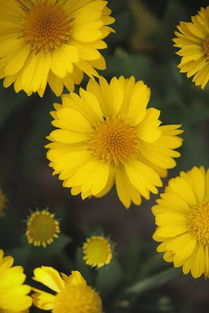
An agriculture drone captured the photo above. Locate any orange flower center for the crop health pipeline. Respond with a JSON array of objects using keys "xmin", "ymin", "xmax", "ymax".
[
  {"xmin": 89, "ymin": 119, "xmax": 139, "ymax": 165},
  {"xmin": 22, "ymin": 2, "xmax": 71, "ymax": 52},
  {"xmin": 189, "ymin": 202, "xmax": 209, "ymax": 245}
]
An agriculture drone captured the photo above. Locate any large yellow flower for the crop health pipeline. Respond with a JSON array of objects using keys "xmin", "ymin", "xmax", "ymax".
[
  {"xmin": 173, "ymin": 6, "xmax": 209, "ymax": 89},
  {"xmin": 0, "ymin": 249, "xmax": 32, "ymax": 313},
  {"xmin": 153, "ymin": 167, "xmax": 209, "ymax": 279},
  {"xmin": 46, "ymin": 76, "xmax": 183, "ymax": 208},
  {"xmin": 0, "ymin": 0, "xmax": 114, "ymax": 97},
  {"xmin": 32, "ymin": 267, "xmax": 102, "ymax": 313}
]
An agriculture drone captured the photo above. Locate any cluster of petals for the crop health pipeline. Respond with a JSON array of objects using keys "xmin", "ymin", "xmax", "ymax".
[
  {"xmin": 0, "ymin": 0, "xmax": 114, "ymax": 96},
  {"xmin": 0, "ymin": 250, "xmax": 32, "ymax": 313},
  {"xmin": 173, "ymin": 6, "xmax": 209, "ymax": 89},
  {"xmin": 0, "ymin": 249, "xmax": 102, "ymax": 313},
  {"xmin": 46, "ymin": 76, "xmax": 183, "ymax": 208},
  {"xmin": 32, "ymin": 267, "xmax": 102, "ymax": 313},
  {"xmin": 153, "ymin": 167, "xmax": 209, "ymax": 278}
]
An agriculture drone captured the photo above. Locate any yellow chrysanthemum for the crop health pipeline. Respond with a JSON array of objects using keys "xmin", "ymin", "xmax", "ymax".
[
  {"xmin": 153, "ymin": 166, "xmax": 209, "ymax": 279},
  {"xmin": 26, "ymin": 209, "xmax": 60, "ymax": 247},
  {"xmin": 32, "ymin": 267, "xmax": 102, "ymax": 313},
  {"xmin": 0, "ymin": 249, "xmax": 32, "ymax": 313},
  {"xmin": 46, "ymin": 76, "xmax": 183, "ymax": 208},
  {"xmin": 0, "ymin": 0, "xmax": 114, "ymax": 97},
  {"xmin": 0, "ymin": 189, "xmax": 7, "ymax": 216},
  {"xmin": 83, "ymin": 235, "xmax": 112, "ymax": 268},
  {"xmin": 173, "ymin": 6, "xmax": 209, "ymax": 89}
]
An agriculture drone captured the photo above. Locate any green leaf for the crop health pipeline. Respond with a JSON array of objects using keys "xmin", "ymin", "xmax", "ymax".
[
  {"xmin": 121, "ymin": 238, "xmax": 141, "ymax": 280},
  {"xmin": 125, "ymin": 267, "xmax": 179, "ymax": 295},
  {"xmin": 106, "ymin": 48, "xmax": 152, "ymax": 81},
  {"xmin": 74, "ymin": 248, "xmax": 94, "ymax": 286},
  {"xmin": 23, "ymin": 234, "xmax": 71, "ymax": 260},
  {"xmin": 7, "ymin": 246, "xmax": 31, "ymax": 267},
  {"xmin": 154, "ymin": 0, "xmax": 187, "ymax": 58},
  {"xmin": 180, "ymin": 125, "xmax": 209, "ymax": 169},
  {"xmin": 0, "ymin": 84, "xmax": 28, "ymax": 127},
  {"xmin": 96, "ymin": 258, "xmax": 123, "ymax": 298}
]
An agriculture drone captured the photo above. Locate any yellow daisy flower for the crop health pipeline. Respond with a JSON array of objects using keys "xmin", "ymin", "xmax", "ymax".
[
  {"xmin": 0, "ymin": 249, "xmax": 32, "ymax": 313},
  {"xmin": 0, "ymin": 189, "xmax": 7, "ymax": 216},
  {"xmin": 46, "ymin": 76, "xmax": 183, "ymax": 208},
  {"xmin": 173, "ymin": 6, "xmax": 209, "ymax": 89},
  {"xmin": 83, "ymin": 235, "xmax": 112, "ymax": 268},
  {"xmin": 0, "ymin": 0, "xmax": 114, "ymax": 97},
  {"xmin": 32, "ymin": 267, "xmax": 102, "ymax": 313},
  {"xmin": 26, "ymin": 209, "xmax": 60, "ymax": 247},
  {"xmin": 153, "ymin": 166, "xmax": 209, "ymax": 279}
]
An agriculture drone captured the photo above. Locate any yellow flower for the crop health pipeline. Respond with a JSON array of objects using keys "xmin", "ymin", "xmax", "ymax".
[
  {"xmin": 83, "ymin": 236, "xmax": 112, "ymax": 268},
  {"xmin": 26, "ymin": 209, "xmax": 60, "ymax": 247},
  {"xmin": 0, "ymin": 249, "xmax": 32, "ymax": 313},
  {"xmin": 173, "ymin": 7, "xmax": 209, "ymax": 89},
  {"xmin": 32, "ymin": 267, "xmax": 102, "ymax": 313},
  {"xmin": 0, "ymin": 0, "xmax": 114, "ymax": 97},
  {"xmin": 153, "ymin": 166, "xmax": 209, "ymax": 279},
  {"xmin": 46, "ymin": 76, "xmax": 183, "ymax": 208},
  {"xmin": 0, "ymin": 189, "xmax": 7, "ymax": 216}
]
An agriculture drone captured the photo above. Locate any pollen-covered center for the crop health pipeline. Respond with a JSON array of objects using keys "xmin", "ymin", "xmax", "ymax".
[
  {"xmin": 83, "ymin": 236, "xmax": 112, "ymax": 268},
  {"xmin": 204, "ymin": 38, "xmax": 209, "ymax": 57},
  {"xmin": 22, "ymin": 2, "xmax": 71, "ymax": 52},
  {"xmin": 89, "ymin": 119, "xmax": 139, "ymax": 165},
  {"xmin": 189, "ymin": 202, "xmax": 209, "ymax": 245},
  {"xmin": 53, "ymin": 284, "xmax": 102, "ymax": 313},
  {"xmin": 26, "ymin": 211, "xmax": 60, "ymax": 247}
]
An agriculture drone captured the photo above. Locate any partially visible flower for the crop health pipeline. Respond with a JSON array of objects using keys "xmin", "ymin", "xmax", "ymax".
[
  {"xmin": 26, "ymin": 209, "xmax": 60, "ymax": 247},
  {"xmin": 32, "ymin": 267, "xmax": 102, "ymax": 313},
  {"xmin": 0, "ymin": 0, "xmax": 114, "ymax": 96},
  {"xmin": 46, "ymin": 76, "xmax": 183, "ymax": 208},
  {"xmin": 0, "ymin": 189, "xmax": 7, "ymax": 216},
  {"xmin": 83, "ymin": 235, "xmax": 112, "ymax": 268},
  {"xmin": 173, "ymin": 7, "xmax": 209, "ymax": 89},
  {"xmin": 0, "ymin": 249, "xmax": 32, "ymax": 312},
  {"xmin": 153, "ymin": 166, "xmax": 209, "ymax": 279}
]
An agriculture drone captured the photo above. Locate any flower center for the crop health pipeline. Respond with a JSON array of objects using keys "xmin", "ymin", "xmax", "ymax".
[
  {"xmin": 22, "ymin": 2, "xmax": 71, "ymax": 52},
  {"xmin": 26, "ymin": 210, "xmax": 60, "ymax": 247},
  {"xmin": 83, "ymin": 236, "xmax": 112, "ymax": 268},
  {"xmin": 53, "ymin": 284, "xmax": 102, "ymax": 313},
  {"xmin": 204, "ymin": 38, "xmax": 209, "ymax": 57},
  {"xmin": 89, "ymin": 119, "xmax": 139, "ymax": 165},
  {"xmin": 189, "ymin": 202, "xmax": 209, "ymax": 245}
]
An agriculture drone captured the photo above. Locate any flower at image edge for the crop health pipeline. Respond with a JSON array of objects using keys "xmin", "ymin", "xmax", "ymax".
[
  {"xmin": 0, "ymin": 189, "xmax": 7, "ymax": 216},
  {"xmin": 83, "ymin": 235, "xmax": 112, "ymax": 268},
  {"xmin": 46, "ymin": 76, "xmax": 183, "ymax": 208},
  {"xmin": 0, "ymin": 0, "xmax": 115, "ymax": 96},
  {"xmin": 0, "ymin": 249, "xmax": 32, "ymax": 312},
  {"xmin": 173, "ymin": 6, "xmax": 209, "ymax": 89},
  {"xmin": 153, "ymin": 166, "xmax": 209, "ymax": 278},
  {"xmin": 26, "ymin": 209, "xmax": 60, "ymax": 247},
  {"xmin": 32, "ymin": 267, "xmax": 102, "ymax": 313}
]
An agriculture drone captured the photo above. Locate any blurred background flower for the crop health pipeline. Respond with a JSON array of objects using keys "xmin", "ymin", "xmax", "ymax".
[{"xmin": 0, "ymin": 189, "xmax": 7, "ymax": 216}]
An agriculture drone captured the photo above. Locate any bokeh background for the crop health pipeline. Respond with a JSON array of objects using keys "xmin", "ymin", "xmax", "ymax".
[{"xmin": 0, "ymin": 0, "xmax": 209, "ymax": 312}]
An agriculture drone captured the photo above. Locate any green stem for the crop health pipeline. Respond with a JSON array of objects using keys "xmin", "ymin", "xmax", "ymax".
[{"xmin": 125, "ymin": 267, "xmax": 179, "ymax": 295}]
